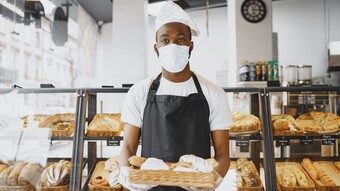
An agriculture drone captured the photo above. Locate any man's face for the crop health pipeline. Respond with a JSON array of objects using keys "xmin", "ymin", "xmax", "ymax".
[{"xmin": 154, "ymin": 22, "xmax": 193, "ymax": 56}]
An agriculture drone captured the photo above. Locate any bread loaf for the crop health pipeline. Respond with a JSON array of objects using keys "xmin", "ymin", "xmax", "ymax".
[
  {"xmin": 302, "ymin": 158, "xmax": 318, "ymax": 180},
  {"xmin": 0, "ymin": 164, "xmax": 9, "ymax": 174},
  {"xmin": 236, "ymin": 158, "xmax": 261, "ymax": 187},
  {"xmin": 273, "ymin": 119, "xmax": 289, "ymax": 131},
  {"xmin": 18, "ymin": 163, "xmax": 42, "ymax": 186},
  {"xmin": 39, "ymin": 160, "xmax": 71, "ymax": 187},
  {"xmin": 7, "ymin": 161, "xmax": 26, "ymax": 186},
  {"xmin": 128, "ymin": 156, "xmax": 147, "ymax": 168},
  {"xmin": 313, "ymin": 162, "xmax": 336, "ymax": 186},
  {"xmin": 0, "ymin": 166, "xmax": 13, "ymax": 186}
]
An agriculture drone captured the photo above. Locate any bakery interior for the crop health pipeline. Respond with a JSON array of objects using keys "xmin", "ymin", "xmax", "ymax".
[{"xmin": 0, "ymin": 0, "xmax": 340, "ymax": 190}]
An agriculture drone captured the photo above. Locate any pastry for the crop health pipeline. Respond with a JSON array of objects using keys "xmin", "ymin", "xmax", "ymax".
[
  {"xmin": 87, "ymin": 113, "xmax": 124, "ymax": 136},
  {"xmin": 39, "ymin": 113, "xmax": 75, "ymax": 130},
  {"xmin": 272, "ymin": 114, "xmax": 302, "ymax": 132},
  {"xmin": 7, "ymin": 161, "xmax": 26, "ymax": 186},
  {"xmin": 128, "ymin": 156, "xmax": 147, "ymax": 168},
  {"xmin": 334, "ymin": 162, "xmax": 340, "ymax": 171},
  {"xmin": 0, "ymin": 166, "xmax": 13, "ymax": 186},
  {"xmin": 230, "ymin": 112, "xmax": 261, "ymax": 131},
  {"xmin": 281, "ymin": 168, "xmax": 297, "ymax": 187},
  {"xmin": 302, "ymin": 158, "xmax": 318, "ymax": 180},
  {"xmin": 0, "ymin": 164, "xmax": 8, "ymax": 174},
  {"xmin": 90, "ymin": 176, "xmax": 108, "ymax": 187},
  {"xmin": 313, "ymin": 162, "xmax": 336, "ymax": 186},
  {"xmin": 293, "ymin": 168, "xmax": 308, "ymax": 187},
  {"xmin": 297, "ymin": 112, "xmax": 340, "ymax": 132},
  {"xmin": 18, "ymin": 163, "xmax": 42, "ymax": 186}
]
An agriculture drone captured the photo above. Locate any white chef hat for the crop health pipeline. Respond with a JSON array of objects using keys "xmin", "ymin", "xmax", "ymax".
[{"xmin": 155, "ymin": 1, "xmax": 200, "ymax": 37}]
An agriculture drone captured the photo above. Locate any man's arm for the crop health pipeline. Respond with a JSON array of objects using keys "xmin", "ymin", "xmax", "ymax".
[
  {"xmin": 118, "ymin": 123, "xmax": 141, "ymax": 167},
  {"xmin": 211, "ymin": 129, "xmax": 230, "ymax": 177}
]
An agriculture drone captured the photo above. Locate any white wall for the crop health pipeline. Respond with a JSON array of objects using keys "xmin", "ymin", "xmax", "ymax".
[
  {"xmin": 272, "ymin": 0, "xmax": 340, "ymax": 78},
  {"xmin": 98, "ymin": 0, "xmax": 340, "ymax": 86}
]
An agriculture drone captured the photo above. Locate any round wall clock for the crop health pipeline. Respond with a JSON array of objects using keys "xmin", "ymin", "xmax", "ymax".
[{"xmin": 241, "ymin": 0, "xmax": 267, "ymax": 23}]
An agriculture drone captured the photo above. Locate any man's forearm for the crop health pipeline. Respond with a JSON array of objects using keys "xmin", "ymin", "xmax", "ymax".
[{"xmin": 214, "ymin": 153, "xmax": 230, "ymax": 177}]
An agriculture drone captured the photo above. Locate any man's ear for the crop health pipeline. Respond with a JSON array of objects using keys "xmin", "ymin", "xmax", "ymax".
[
  {"xmin": 154, "ymin": 44, "xmax": 159, "ymax": 57},
  {"xmin": 189, "ymin": 41, "xmax": 194, "ymax": 57}
]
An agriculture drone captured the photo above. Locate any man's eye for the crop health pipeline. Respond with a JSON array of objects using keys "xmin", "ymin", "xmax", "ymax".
[
  {"xmin": 178, "ymin": 38, "xmax": 185, "ymax": 42},
  {"xmin": 161, "ymin": 39, "xmax": 169, "ymax": 43}
]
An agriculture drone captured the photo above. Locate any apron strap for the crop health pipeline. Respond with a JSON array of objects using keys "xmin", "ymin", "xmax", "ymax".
[
  {"xmin": 147, "ymin": 73, "xmax": 162, "ymax": 102},
  {"xmin": 191, "ymin": 72, "xmax": 205, "ymax": 99}
]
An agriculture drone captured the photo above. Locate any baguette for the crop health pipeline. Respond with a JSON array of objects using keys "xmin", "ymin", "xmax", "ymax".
[
  {"xmin": 0, "ymin": 166, "xmax": 14, "ymax": 186},
  {"xmin": 334, "ymin": 162, "xmax": 340, "ymax": 171},
  {"xmin": 236, "ymin": 159, "xmax": 261, "ymax": 187},
  {"xmin": 293, "ymin": 168, "xmax": 308, "ymax": 187},
  {"xmin": 0, "ymin": 164, "xmax": 9, "ymax": 174},
  {"xmin": 7, "ymin": 161, "xmax": 26, "ymax": 186},
  {"xmin": 313, "ymin": 162, "xmax": 336, "ymax": 186},
  {"xmin": 302, "ymin": 158, "xmax": 318, "ymax": 180},
  {"xmin": 18, "ymin": 163, "xmax": 42, "ymax": 186},
  {"xmin": 281, "ymin": 168, "xmax": 297, "ymax": 187}
]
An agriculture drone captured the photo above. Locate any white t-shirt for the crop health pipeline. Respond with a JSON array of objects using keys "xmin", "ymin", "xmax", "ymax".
[{"xmin": 121, "ymin": 72, "xmax": 233, "ymax": 131}]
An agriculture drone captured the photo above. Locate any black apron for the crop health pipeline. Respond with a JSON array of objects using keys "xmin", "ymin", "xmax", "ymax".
[{"xmin": 141, "ymin": 72, "xmax": 211, "ymax": 191}]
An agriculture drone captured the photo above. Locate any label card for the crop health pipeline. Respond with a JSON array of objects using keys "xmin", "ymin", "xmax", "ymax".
[
  {"xmin": 236, "ymin": 136, "xmax": 250, "ymax": 147},
  {"xmin": 300, "ymin": 136, "xmax": 313, "ymax": 145},
  {"xmin": 322, "ymin": 135, "xmax": 335, "ymax": 145},
  {"xmin": 276, "ymin": 137, "xmax": 290, "ymax": 147}
]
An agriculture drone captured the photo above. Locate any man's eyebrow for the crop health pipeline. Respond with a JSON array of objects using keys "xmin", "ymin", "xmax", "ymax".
[
  {"xmin": 176, "ymin": 33, "xmax": 186, "ymax": 37},
  {"xmin": 159, "ymin": 34, "xmax": 169, "ymax": 38}
]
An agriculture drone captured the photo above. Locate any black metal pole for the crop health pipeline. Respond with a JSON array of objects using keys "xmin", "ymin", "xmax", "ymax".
[
  {"xmin": 259, "ymin": 88, "xmax": 277, "ymax": 191},
  {"xmin": 70, "ymin": 89, "xmax": 87, "ymax": 191}
]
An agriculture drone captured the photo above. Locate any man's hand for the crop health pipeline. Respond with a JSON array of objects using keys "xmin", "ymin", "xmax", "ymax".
[
  {"xmin": 181, "ymin": 171, "xmax": 223, "ymax": 191},
  {"xmin": 118, "ymin": 166, "xmax": 155, "ymax": 191}
]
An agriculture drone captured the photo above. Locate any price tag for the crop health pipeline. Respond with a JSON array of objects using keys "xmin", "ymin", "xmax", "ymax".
[
  {"xmin": 322, "ymin": 135, "xmax": 335, "ymax": 145},
  {"xmin": 107, "ymin": 137, "xmax": 120, "ymax": 146},
  {"xmin": 276, "ymin": 137, "xmax": 290, "ymax": 147},
  {"xmin": 236, "ymin": 136, "xmax": 250, "ymax": 147},
  {"xmin": 300, "ymin": 136, "xmax": 313, "ymax": 145}
]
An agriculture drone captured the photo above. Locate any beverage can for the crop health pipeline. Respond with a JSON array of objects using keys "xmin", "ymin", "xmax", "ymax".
[
  {"xmin": 239, "ymin": 62, "xmax": 250, "ymax": 81},
  {"xmin": 255, "ymin": 62, "xmax": 262, "ymax": 81},
  {"xmin": 249, "ymin": 62, "xmax": 256, "ymax": 81}
]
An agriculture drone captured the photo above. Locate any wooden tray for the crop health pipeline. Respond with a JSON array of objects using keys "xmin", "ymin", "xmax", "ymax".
[
  {"xmin": 274, "ymin": 130, "xmax": 305, "ymax": 136},
  {"xmin": 51, "ymin": 123, "xmax": 75, "ymax": 137},
  {"xmin": 301, "ymin": 160, "xmax": 340, "ymax": 191},
  {"xmin": 86, "ymin": 130, "xmax": 121, "ymax": 137},
  {"xmin": 88, "ymin": 161, "xmax": 122, "ymax": 191},
  {"xmin": 229, "ymin": 129, "xmax": 260, "ymax": 136},
  {"xmin": 276, "ymin": 162, "xmax": 315, "ymax": 191},
  {"xmin": 129, "ymin": 169, "xmax": 216, "ymax": 188},
  {"xmin": 36, "ymin": 184, "xmax": 68, "ymax": 191},
  {"xmin": 0, "ymin": 184, "xmax": 34, "ymax": 191}
]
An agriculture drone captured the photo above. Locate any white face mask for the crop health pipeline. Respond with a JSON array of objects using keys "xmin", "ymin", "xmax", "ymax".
[{"xmin": 158, "ymin": 44, "xmax": 190, "ymax": 73}]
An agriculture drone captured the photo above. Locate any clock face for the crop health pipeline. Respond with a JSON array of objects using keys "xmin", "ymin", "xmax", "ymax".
[{"xmin": 241, "ymin": 0, "xmax": 267, "ymax": 23}]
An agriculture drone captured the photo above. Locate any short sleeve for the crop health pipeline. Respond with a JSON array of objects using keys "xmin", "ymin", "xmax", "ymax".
[
  {"xmin": 121, "ymin": 85, "xmax": 143, "ymax": 128},
  {"xmin": 209, "ymin": 89, "xmax": 233, "ymax": 131}
]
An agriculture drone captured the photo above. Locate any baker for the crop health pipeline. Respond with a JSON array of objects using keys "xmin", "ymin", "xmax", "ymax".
[{"xmin": 118, "ymin": 1, "xmax": 233, "ymax": 190}]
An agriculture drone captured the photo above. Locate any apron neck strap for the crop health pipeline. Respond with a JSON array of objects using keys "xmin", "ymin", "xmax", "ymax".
[
  {"xmin": 147, "ymin": 73, "xmax": 162, "ymax": 102},
  {"xmin": 191, "ymin": 72, "xmax": 205, "ymax": 98}
]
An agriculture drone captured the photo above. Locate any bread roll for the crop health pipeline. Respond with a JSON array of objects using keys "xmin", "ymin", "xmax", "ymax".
[
  {"xmin": 128, "ymin": 156, "xmax": 147, "ymax": 168},
  {"xmin": 293, "ymin": 168, "xmax": 308, "ymax": 187},
  {"xmin": 313, "ymin": 162, "xmax": 336, "ymax": 186},
  {"xmin": 0, "ymin": 166, "xmax": 14, "ymax": 186},
  {"xmin": 302, "ymin": 158, "xmax": 318, "ymax": 180},
  {"xmin": 90, "ymin": 176, "xmax": 108, "ymax": 187},
  {"xmin": 7, "ymin": 161, "xmax": 26, "ymax": 186},
  {"xmin": 273, "ymin": 119, "xmax": 289, "ymax": 131},
  {"xmin": 18, "ymin": 163, "xmax": 42, "ymax": 186},
  {"xmin": 0, "ymin": 164, "xmax": 9, "ymax": 174}
]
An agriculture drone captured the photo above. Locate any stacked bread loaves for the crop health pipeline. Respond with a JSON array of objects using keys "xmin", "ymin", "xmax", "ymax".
[
  {"xmin": 296, "ymin": 111, "xmax": 340, "ymax": 133},
  {"xmin": 0, "ymin": 161, "xmax": 42, "ymax": 188}
]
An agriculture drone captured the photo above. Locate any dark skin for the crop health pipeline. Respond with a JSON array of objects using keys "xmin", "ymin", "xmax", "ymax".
[{"xmin": 119, "ymin": 22, "xmax": 230, "ymax": 178}]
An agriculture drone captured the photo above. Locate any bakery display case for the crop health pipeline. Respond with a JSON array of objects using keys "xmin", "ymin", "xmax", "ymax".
[
  {"xmin": 1, "ymin": 86, "xmax": 339, "ymax": 191},
  {"xmin": 0, "ymin": 88, "xmax": 82, "ymax": 191}
]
